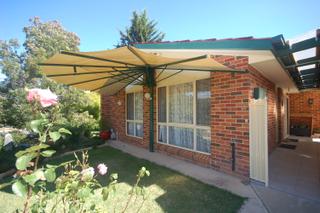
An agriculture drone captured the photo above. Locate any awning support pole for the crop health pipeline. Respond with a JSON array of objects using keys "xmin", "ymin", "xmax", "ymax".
[{"xmin": 146, "ymin": 67, "xmax": 155, "ymax": 152}]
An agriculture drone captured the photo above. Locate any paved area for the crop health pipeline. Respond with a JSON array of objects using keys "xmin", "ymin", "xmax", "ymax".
[
  {"xmin": 269, "ymin": 138, "xmax": 320, "ymax": 202},
  {"xmin": 252, "ymin": 183, "xmax": 320, "ymax": 213},
  {"xmin": 107, "ymin": 140, "xmax": 267, "ymax": 213}
]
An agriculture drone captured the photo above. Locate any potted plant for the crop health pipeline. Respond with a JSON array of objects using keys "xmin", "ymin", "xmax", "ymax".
[{"xmin": 99, "ymin": 120, "xmax": 111, "ymax": 141}]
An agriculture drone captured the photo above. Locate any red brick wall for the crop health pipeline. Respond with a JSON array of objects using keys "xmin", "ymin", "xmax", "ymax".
[
  {"xmin": 289, "ymin": 90, "xmax": 320, "ymax": 132},
  {"xmin": 101, "ymin": 55, "xmax": 278, "ymax": 178},
  {"xmin": 210, "ymin": 56, "xmax": 277, "ymax": 176},
  {"xmin": 101, "ymin": 89, "xmax": 148, "ymax": 148}
]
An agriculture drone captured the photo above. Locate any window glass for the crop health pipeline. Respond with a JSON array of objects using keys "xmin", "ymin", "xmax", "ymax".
[
  {"xmin": 135, "ymin": 123, "xmax": 143, "ymax": 137},
  {"xmin": 127, "ymin": 122, "xmax": 134, "ymax": 136},
  {"xmin": 196, "ymin": 79, "xmax": 211, "ymax": 126},
  {"xmin": 196, "ymin": 129, "xmax": 211, "ymax": 153},
  {"xmin": 157, "ymin": 79, "xmax": 211, "ymax": 153},
  {"xmin": 127, "ymin": 93, "xmax": 134, "ymax": 120},
  {"xmin": 158, "ymin": 87, "xmax": 167, "ymax": 122},
  {"xmin": 126, "ymin": 92, "xmax": 143, "ymax": 137},
  {"xmin": 169, "ymin": 126, "xmax": 194, "ymax": 149},
  {"xmin": 158, "ymin": 125, "xmax": 167, "ymax": 143},
  {"xmin": 134, "ymin": 92, "xmax": 143, "ymax": 120},
  {"xmin": 169, "ymin": 82, "xmax": 193, "ymax": 124}
]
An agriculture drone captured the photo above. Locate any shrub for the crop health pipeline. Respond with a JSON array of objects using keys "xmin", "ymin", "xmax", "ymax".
[
  {"xmin": 0, "ymin": 135, "xmax": 3, "ymax": 150},
  {"xmin": 0, "ymin": 88, "xmax": 151, "ymax": 213}
]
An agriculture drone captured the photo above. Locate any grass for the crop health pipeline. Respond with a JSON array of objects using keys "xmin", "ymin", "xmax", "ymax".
[{"xmin": 0, "ymin": 146, "xmax": 246, "ymax": 213}]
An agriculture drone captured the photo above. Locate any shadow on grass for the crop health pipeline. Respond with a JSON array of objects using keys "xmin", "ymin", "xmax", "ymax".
[{"xmin": 1, "ymin": 146, "xmax": 246, "ymax": 213}]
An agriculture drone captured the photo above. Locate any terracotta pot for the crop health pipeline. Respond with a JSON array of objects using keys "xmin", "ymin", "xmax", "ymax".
[{"xmin": 100, "ymin": 130, "xmax": 110, "ymax": 140}]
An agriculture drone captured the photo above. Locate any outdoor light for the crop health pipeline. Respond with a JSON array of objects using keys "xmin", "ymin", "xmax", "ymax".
[
  {"xmin": 144, "ymin": 92, "xmax": 152, "ymax": 100},
  {"xmin": 117, "ymin": 100, "xmax": 122, "ymax": 106}
]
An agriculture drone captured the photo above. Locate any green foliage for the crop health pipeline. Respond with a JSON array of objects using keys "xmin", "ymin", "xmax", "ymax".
[
  {"xmin": 0, "ymin": 39, "xmax": 26, "ymax": 91},
  {"xmin": 1, "ymin": 88, "xmax": 33, "ymax": 128},
  {"xmin": 118, "ymin": 10, "xmax": 165, "ymax": 46},
  {"xmin": 23, "ymin": 17, "xmax": 80, "ymax": 80},
  {"xmin": 0, "ymin": 135, "xmax": 4, "ymax": 150},
  {"xmin": 0, "ymin": 17, "xmax": 99, "ymax": 135}
]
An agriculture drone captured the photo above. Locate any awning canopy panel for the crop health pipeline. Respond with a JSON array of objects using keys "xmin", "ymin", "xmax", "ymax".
[{"xmin": 40, "ymin": 46, "xmax": 243, "ymax": 94}]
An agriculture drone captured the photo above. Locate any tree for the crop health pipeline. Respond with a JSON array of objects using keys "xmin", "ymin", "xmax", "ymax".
[
  {"xmin": 118, "ymin": 10, "xmax": 165, "ymax": 46},
  {"xmin": 0, "ymin": 39, "xmax": 26, "ymax": 91},
  {"xmin": 23, "ymin": 17, "xmax": 80, "ymax": 80},
  {"xmin": 0, "ymin": 17, "xmax": 80, "ymax": 90},
  {"xmin": 0, "ymin": 17, "xmax": 99, "ymax": 133}
]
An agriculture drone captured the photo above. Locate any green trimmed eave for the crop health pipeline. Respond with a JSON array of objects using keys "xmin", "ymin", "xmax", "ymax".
[{"xmin": 134, "ymin": 37, "xmax": 278, "ymax": 50}]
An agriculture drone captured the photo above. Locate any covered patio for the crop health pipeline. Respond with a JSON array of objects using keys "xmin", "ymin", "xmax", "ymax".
[{"xmin": 269, "ymin": 136, "xmax": 320, "ymax": 201}]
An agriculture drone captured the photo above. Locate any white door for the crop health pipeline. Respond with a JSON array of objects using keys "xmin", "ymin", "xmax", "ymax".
[{"xmin": 249, "ymin": 99, "xmax": 268, "ymax": 186}]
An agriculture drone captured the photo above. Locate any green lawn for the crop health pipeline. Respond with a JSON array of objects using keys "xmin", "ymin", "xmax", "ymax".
[{"xmin": 0, "ymin": 146, "xmax": 245, "ymax": 213}]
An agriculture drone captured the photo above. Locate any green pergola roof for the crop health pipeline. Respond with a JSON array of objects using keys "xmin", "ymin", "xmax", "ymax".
[
  {"xmin": 272, "ymin": 30, "xmax": 320, "ymax": 90},
  {"xmin": 135, "ymin": 31, "xmax": 320, "ymax": 90}
]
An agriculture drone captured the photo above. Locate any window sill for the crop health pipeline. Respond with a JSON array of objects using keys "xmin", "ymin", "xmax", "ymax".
[
  {"xmin": 157, "ymin": 141, "xmax": 211, "ymax": 156},
  {"xmin": 126, "ymin": 134, "xmax": 143, "ymax": 140}
]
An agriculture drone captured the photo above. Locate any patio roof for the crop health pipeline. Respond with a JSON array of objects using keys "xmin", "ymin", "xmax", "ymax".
[
  {"xmin": 39, "ymin": 46, "xmax": 242, "ymax": 94},
  {"xmin": 272, "ymin": 29, "xmax": 320, "ymax": 90}
]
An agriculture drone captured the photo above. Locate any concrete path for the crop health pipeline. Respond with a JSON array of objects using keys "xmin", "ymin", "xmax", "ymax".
[
  {"xmin": 252, "ymin": 183, "xmax": 320, "ymax": 213},
  {"xmin": 107, "ymin": 140, "xmax": 267, "ymax": 213},
  {"xmin": 269, "ymin": 139, "xmax": 320, "ymax": 202}
]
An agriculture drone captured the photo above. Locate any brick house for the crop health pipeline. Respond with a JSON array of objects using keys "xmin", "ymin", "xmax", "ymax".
[{"xmin": 41, "ymin": 30, "xmax": 319, "ymax": 186}]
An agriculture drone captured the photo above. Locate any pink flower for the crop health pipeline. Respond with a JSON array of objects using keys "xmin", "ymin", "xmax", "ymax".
[
  {"xmin": 97, "ymin": 163, "xmax": 108, "ymax": 176},
  {"xmin": 27, "ymin": 88, "xmax": 58, "ymax": 107}
]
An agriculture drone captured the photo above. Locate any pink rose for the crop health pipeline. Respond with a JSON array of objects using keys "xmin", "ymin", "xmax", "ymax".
[
  {"xmin": 97, "ymin": 163, "xmax": 108, "ymax": 176},
  {"xmin": 27, "ymin": 88, "xmax": 58, "ymax": 107}
]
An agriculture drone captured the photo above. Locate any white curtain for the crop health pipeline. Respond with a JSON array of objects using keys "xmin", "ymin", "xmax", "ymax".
[
  {"xmin": 196, "ymin": 79, "xmax": 211, "ymax": 126},
  {"xmin": 169, "ymin": 126, "xmax": 194, "ymax": 149},
  {"xmin": 169, "ymin": 82, "xmax": 193, "ymax": 124},
  {"xmin": 134, "ymin": 92, "xmax": 143, "ymax": 121},
  {"xmin": 196, "ymin": 129, "xmax": 211, "ymax": 153},
  {"xmin": 158, "ymin": 125, "xmax": 167, "ymax": 143}
]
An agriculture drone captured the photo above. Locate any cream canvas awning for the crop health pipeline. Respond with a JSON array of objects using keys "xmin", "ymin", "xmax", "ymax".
[{"xmin": 39, "ymin": 46, "xmax": 244, "ymax": 94}]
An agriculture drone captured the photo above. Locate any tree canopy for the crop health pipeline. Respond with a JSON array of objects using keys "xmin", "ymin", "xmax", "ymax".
[
  {"xmin": 0, "ymin": 17, "xmax": 99, "ymax": 134},
  {"xmin": 118, "ymin": 10, "xmax": 165, "ymax": 46}
]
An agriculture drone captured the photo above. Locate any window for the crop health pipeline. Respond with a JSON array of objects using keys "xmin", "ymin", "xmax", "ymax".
[
  {"xmin": 126, "ymin": 92, "xmax": 143, "ymax": 137},
  {"xmin": 157, "ymin": 79, "xmax": 211, "ymax": 153}
]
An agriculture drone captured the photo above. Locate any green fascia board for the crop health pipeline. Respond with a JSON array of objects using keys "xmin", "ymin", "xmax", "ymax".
[{"xmin": 134, "ymin": 38, "xmax": 276, "ymax": 50}]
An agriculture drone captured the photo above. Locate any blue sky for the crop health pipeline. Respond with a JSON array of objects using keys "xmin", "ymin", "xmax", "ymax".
[
  {"xmin": 1, "ymin": 0, "xmax": 319, "ymax": 52},
  {"xmin": 0, "ymin": 0, "xmax": 319, "ymax": 81}
]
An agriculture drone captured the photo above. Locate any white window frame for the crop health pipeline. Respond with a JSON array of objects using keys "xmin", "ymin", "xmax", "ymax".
[
  {"xmin": 156, "ymin": 79, "xmax": 211, "ymax": 155},
  {"xmin": 126, "ymin": 91, "xmax": 143, "ymax": 139}
]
